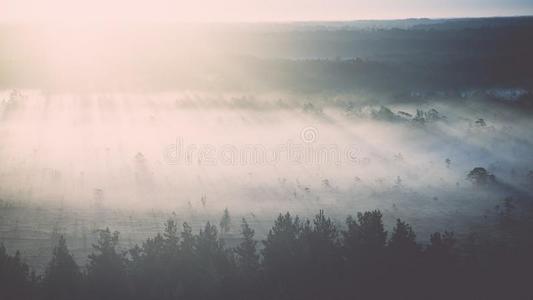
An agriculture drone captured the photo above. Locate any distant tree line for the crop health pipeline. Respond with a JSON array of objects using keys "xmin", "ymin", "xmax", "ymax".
[
  {"xmin": 3, "ymin": 18, "xmax": 533, "ymax": 96},
  {"xmin": 1, "ymin": 202, "xmax": 532, "ymax": 300}
]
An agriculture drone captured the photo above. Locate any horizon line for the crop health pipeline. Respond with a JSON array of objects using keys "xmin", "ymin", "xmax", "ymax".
[{"xmin": 1, "ymin": 14, "xmax": 533, "ymax": 26}]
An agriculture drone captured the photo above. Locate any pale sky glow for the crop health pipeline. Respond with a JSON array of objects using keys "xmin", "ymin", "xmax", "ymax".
[{"xmin": 2, "ymin": 0, "xmax": 533, "ymax": 23}]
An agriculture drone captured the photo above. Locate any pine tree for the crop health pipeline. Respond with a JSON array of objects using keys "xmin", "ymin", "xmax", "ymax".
[
  {"xmin": 220, "ymin": 208, "xmax": 232, "ymax": 235},
  {"xmin": 180, "ymin": 222, "xmax": 195, "ymax": 256},
  {"xmin": 307, "ymin": 210, "xmax": 340, "ymax": 272},
  {"xmin": 303, "ymin": 210, "xmax": 342, "ymax": 298},
  {"xmin": 234, "ymin": 218, "xmax": 259, "ymax": 274},
  {"xmin": 345, "ymin": 210, "xmax": 387, "ymax": 251},
  {"xmin": 197, "ymin": 222, "xmax": 225, "ymax": 266},
  {"xmin": 342, "ymin": 210, "xmax": 388, "ymax": 296},
  {"xmin": 388, "ymin": 219, "xmax": 419, "ymax": 257},
  {"xmin": 262, "ymin": 212, "xmax": 305, "ymax": 297},
  {"xmin": 0, "ymin": 244, "xmax": 35, "ymax": 299},
  {"xmin": 196, "ymin": 222, "xmax": 233, "ymax": 298},
  {"xmin": 386, "ymin": 219, "xmax": 421, "ymax": 298},
  {"xmin": 163, "ymin": 219, "xmax": 180, "ymax": 254},
  {"xmin": 262, "ymin": 212, "xmax": 304, "ymax": 270},
  {"xmin": 43, "ymin": 236, "xmax": 81, "ymax": 300},
  {"xmin": 426, "ymin": 231, "xmax": 455, "ymax": 259},
  {"xmin": 86, "ymin": 228, "xmax": 129, "ymax": 300}
]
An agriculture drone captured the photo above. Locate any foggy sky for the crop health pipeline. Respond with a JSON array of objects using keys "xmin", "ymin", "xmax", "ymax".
[{"xmin": 1, "ymin": 0, "xmax": 533, "ymax": 23}]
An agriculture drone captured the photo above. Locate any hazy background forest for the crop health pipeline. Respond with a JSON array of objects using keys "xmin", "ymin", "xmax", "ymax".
[{"xmin": 1, "ymin": 15, "xmax": 533, "ymax": 299}]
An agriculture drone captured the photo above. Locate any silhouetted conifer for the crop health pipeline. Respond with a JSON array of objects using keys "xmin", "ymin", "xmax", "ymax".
[
  {"xmin": 86, "ymin": 228, "xmax": 129, "ymax": 300},
  {"xmin": 42, "ymin": 236, "xmax": 81, "ymax": 300}
]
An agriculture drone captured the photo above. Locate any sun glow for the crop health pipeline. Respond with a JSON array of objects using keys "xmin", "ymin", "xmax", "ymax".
[{"xmin": 3, "ymin": 0, "xmax": 533, "ymax": 24}]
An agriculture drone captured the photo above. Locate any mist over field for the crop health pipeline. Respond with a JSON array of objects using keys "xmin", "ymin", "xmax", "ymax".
[{"xmin": 1, "ymin": 14, "xmax": 533, "ymax": 300}]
